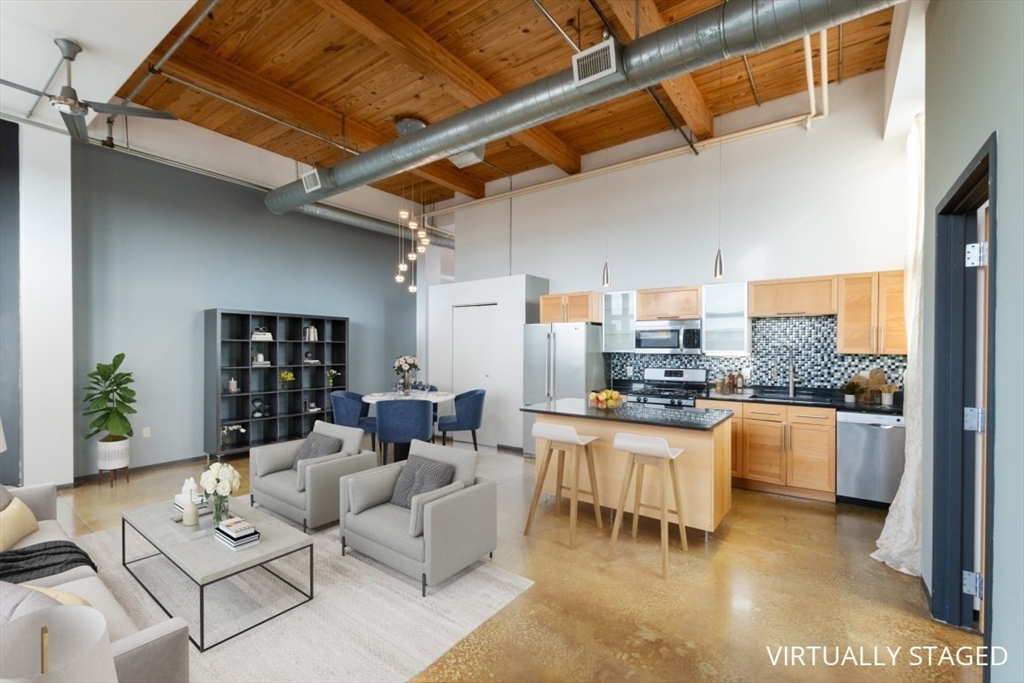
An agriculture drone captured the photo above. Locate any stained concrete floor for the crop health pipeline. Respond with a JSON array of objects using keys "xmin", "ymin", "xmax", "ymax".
[{"xmin": 60, "ymin": 442, "xmax": 982, "ymax": 683}]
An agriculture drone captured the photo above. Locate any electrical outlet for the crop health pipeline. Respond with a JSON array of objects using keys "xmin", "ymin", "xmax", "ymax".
[{"xmin": 142, "ymin": 427, "xmax": 152, "ymax": 438}]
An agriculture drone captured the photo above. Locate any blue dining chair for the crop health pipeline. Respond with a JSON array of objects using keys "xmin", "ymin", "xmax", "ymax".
[
  {"xmin": 437, "ymin": 389, "xmax": 486, "ymax": 451},
  {"xmin": 376, "ymin": 399, "xmax": 434, "ymax": 464},
  {"xmin": 330, "ymin": 391, "xmax": 377, "ymax": 451}
]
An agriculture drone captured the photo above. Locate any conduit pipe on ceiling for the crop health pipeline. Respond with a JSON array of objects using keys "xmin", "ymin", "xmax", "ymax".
[
  {"xmin": 265, "ymin": 0, "xmax": 897, "ymax": 215},
  {"xmin": 295, "ymin": 203, "xmax": 454, "ymax": 249}
]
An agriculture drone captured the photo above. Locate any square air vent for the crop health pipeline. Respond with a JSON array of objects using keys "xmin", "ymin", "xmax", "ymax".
[
  {"xmin": 572, "ymin": 38, "xmax": 623, "ymax": 88},
  {"xmin": 301, "ymin": 168, "xmax": 322, "ymax": 194}
]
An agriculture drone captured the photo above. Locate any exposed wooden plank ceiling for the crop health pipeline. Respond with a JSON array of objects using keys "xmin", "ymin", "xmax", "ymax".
[{"xmin": 118, "ymin": 0, "xmax": 893, "ymax": 207}]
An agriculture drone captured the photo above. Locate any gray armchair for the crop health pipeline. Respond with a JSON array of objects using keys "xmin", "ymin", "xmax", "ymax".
[
  {"xmin": 338, "ymin": 439, "xmax": 497, "ymax": 596},
  {"xmin": 250, "ymin": 421, "xmax": 376, "ymax": 532}
]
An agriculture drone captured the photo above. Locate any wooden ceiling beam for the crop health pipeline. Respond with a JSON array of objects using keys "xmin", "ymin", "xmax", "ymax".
[
  {"xmin": 606, "ymin": 0, "xmax": 715, "ymax": 140},
  {"xmin": 161, "ymin": 39, "xmax": 484, "ymax": 199},
  {"xmin": 312, "ymin": 0, "xmax": 582, "ymax": 175}
]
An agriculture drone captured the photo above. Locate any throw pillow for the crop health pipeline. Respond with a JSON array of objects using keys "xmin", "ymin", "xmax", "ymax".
[
  {"xmin": 23, "ymin": 585, "xmax": 92, "ymax": 607},
  {"xmin": 0, "ymin": 484, "xmax": 12, "ymax": 511},
  {"xmin": 408, "ymin": 481, "xmax": 464, "ymax": 537},
  {"xmin": 0, "ymin": 497, "xmax": 39, "ymax": 552},
  {"xmin": 0, "ymin": 581, "xmax": 60, "ymax": 626},
  {"xmin": 390, "ymin": 455, "xmax": 456, "ymax": 509},
  {"xmin": 292, "ymin": 432, "xmax": 343, "ymax": 469}
]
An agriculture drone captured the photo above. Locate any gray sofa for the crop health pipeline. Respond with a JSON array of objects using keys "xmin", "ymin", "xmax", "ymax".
[
  {"xmin": 250, "ymin": 421, "xmax": 376, "ymax": 532},
  {"xmin": 338, "ymin": 439, "xmax": 497, "ymax": 596},
  {"xmin": 1, "ymin": 484, "xmax": 189, "ymax": 683}
]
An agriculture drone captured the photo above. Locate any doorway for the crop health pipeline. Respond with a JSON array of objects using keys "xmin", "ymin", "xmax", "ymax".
[{"xmin": 931, "ymin": 134, "xmax": 997, "ymax": 640}]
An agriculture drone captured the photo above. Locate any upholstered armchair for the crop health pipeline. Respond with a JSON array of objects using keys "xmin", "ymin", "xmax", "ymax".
[
  {"xmin": 338, "ymin": 439, "xmax": 497, "ymax": 596},
  {"xmin": 250, "ymin": 421, "xmax": 376, "ymax": 532},
  {"xmin": 438, "ymin": 389, "xmax": 486, "ymax": 450}
]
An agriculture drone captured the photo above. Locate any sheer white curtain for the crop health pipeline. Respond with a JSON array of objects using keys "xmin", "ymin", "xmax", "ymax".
[{"xmin": 871, "ymin": 114, "xmax": 925, "ymax": 575}]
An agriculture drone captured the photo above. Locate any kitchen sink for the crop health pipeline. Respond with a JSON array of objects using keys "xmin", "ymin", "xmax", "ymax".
[{"xmin": 749, "ymin": 390, "xmax": 832, "ymax": 403}]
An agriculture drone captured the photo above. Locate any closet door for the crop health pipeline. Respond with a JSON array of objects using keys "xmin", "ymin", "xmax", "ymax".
[{"xmin": 452, "ymin": 304, "xmax": 503, "ymax": 447}]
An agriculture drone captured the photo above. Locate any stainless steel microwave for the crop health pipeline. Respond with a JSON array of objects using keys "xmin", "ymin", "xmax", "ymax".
[{"xmin": 634, "ymin": 320, "xmax": 702, "ymax": 354}]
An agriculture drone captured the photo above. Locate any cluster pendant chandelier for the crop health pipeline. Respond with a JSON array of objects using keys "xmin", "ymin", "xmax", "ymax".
[{"xmin": 394, "ymin": 183, "xmax": 431, "ymax": 293}]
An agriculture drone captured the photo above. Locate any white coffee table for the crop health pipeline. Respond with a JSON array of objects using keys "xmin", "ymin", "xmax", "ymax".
[{"xmin": 122, "ymin": 498, "xmax": 313, "ymax": 652}]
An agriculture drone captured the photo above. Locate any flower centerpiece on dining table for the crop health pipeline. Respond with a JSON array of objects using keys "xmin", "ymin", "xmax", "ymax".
[
  {"xmin": 393, "ymin": 355, "xmax": 420, "ymax": 395},
  {"xmin": 200, "ymin": 461, "xmax": 242, "ymax": 524}
]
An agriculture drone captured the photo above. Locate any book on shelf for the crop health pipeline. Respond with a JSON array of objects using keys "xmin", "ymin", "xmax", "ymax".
[
  {"xmin": 251, "ymin": 333, "xmax": 274, "ymax": 341},
  {"xmin": 302, "ymin": 359, "xmax": 321, "ymax": 364},
  {"xmin": 218, "ymin": 516, "xmax": 256, "ymax": 538},
  {"xmin": 252, "ymin": 361, "xmax": 271, "ymax": 366}
]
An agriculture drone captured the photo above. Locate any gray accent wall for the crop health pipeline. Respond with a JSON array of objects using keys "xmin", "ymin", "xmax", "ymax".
[
  {"xmin": 0, "ymin": 120, "xmax": 20, "ymax": 484},
  {"xmin": 71, "ymin": 144, "xmax": 414, "ymax": 476},
  {"xmin": 925, "ymin": 2, "xmax": 1023, "ymax": 680}
]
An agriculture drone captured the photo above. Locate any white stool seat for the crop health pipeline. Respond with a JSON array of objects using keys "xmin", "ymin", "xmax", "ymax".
[
  {"xmin": 613, "ymin": 433, "xmax": 682, "ymax": 460},
  {"xmin": 525, "ymin": 421, "xmax": 603, "ymax": 548},
  {"xmin": 533, "ymin": 422, "xmax": 597, "ymax": 446}
]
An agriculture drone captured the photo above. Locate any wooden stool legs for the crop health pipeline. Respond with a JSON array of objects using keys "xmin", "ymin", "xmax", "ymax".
[{"xmin": 524, "ymin": 441, "xmax": 602, "ymax": 549}]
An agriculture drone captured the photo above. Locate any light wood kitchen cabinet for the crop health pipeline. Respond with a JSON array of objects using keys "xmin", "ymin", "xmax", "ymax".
[
  {"xmin": 636, "ymin": 285, "xmax": 701, "ymax": 320},
  {"xmin": 696, "ymin": 399, "xmax": 744, "ymax": 476},
  {"xmin": 741, "ymin": 403, "xmax": 786, "ymax": 485},
  {"xmin": 539, "ymin": 291, "xmax": 603, "ymax": 323},
  {"xmin": 747, "ymin": 275, "xmax": 837, "ymax": 317},
  {"xmin": 785, "ymin": 407, "xmax": 836, "ymax": 493},
  {"xmin": 836, "ymin": 270, "xmax": 906, "ymax": 354}
]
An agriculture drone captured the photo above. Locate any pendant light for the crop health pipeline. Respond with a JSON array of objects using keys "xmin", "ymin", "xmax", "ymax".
[
  {"xmin": 601, "ymin": 163, "xmax": 611, "ymax": 287},
  {"xmin": 713, "ymin": 61, "xmax": 725, "ymax": 279}
]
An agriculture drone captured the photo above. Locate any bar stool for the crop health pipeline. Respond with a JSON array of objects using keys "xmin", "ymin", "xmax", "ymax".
[
  {"xmin": 609, "ymin": 433, "xmax": 687, "ymax": 579},
  {"xmin": 524, "ymin": 422, "xmax": 603, "ymax": 549}
]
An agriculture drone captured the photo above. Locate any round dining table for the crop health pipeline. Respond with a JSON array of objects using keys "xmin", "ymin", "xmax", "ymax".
[{"xmin": 362, "ymin": 390, "xmax": 455, "ymax": 460}]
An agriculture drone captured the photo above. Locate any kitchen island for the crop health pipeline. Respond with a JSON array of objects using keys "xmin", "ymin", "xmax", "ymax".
[{"xmin": 521, "ymin": 398, "xmax": 733, "ymax": 533}]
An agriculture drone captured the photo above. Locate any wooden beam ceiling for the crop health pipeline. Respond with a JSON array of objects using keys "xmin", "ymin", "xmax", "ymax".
[
  {"xmin": 606, "ymin": 0, "xmax": 714, "ymax": 140},
  {"xmin": 312, "ymin": 0, "xmax": 582, "ymax": 176},
  {"xmin": 159, "ymin": 39, "xmax": 485, "ymax": 199}
]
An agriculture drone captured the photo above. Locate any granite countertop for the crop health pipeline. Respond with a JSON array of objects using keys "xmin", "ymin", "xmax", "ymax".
[
  {"xmin": 700, "ymin": 386, "xmax": 904, "ymax": 416},
  {"xmin": 521, "ymin": 398, "xmax": 733, "ymax": 431}
]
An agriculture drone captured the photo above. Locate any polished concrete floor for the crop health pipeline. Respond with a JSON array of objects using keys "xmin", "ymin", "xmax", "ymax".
[{"xmin": 59, "ymin": 443, "xmax": 982, "ymax": 683}]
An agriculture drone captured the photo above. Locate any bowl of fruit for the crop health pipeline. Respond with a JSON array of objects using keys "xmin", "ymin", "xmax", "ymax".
[{"xmin": 588, "ymin": 389, "xmax": 622, "ymax": 410}]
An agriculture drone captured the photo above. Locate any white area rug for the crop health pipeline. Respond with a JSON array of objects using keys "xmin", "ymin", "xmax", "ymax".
[{"xmin": 76, "ymin": 525, "xmax": 532, "ymax": 682}]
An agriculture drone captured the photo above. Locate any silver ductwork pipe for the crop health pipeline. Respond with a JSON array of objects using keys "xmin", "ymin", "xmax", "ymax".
[
  {"xmin": 296, "ymin": 203, "xmax": 455, "ymax": 250},
  {"xmin": 266, "ymin": 0, "xmax": 896, "ymax": 214}
]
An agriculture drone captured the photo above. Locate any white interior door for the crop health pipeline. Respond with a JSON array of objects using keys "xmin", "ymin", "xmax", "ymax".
[{"xmin": 452, "ymin": 304, "xmax": 505, "ymax": 448}]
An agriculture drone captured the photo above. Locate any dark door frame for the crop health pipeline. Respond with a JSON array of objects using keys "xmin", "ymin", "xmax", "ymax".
[{"xmin": 930, "ymin": 133, "xmax": 997, "ymax": 650}]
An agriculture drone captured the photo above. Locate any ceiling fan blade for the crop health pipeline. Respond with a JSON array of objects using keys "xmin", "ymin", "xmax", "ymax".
[
  {"xmin": 0, "ymin": 78, "xmax": 53, "ymax": 99},
  {"xmin": 85, "ymin": 101, "xmax": 177, "ymax": 120},
  {"xmin": 61, "ymin": 112, "xmax": 90, "ymax": 142}
]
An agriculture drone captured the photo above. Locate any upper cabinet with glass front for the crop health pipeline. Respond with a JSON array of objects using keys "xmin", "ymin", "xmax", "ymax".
[
  {"xmin": 603, "ymin": 291, "xmax": 636, "ymax": 352},
  {"xmin": 702, "ymin": 282, "xmax": 750, "ymax": 356}
]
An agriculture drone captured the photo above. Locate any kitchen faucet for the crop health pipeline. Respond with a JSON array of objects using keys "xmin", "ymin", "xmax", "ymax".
[{"xmin": 772, "ymin": 344, "xmax": 800, "ymax": 398}]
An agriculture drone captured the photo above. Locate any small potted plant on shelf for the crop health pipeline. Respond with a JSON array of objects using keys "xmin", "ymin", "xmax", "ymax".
[
  {"xmin": 83, "ymin": 352, "xmax": 137, "ymax": 473},
  {"xmin": 278, "ymin": 369, "xmax": 295, "ymax": 387},
  {"xmin": 841, "ymin": 380, "xmax": 864, "ymax": 404},
  {"xmin": 327, "ymin": 369, "xmax": 340, "ymax": 387}
]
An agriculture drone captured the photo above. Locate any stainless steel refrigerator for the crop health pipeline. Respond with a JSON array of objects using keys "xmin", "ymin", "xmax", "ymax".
[{"xmin": 522, "ymin": 322, "xmax": 605, "ymax": 456}]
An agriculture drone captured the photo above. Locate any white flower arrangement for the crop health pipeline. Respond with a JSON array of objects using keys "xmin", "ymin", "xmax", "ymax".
[
  {"xmin": 393, "ymin": 355, "xmax": 420, "ymax": 375},
  {"xmin": 200, "ymin": 461, "xmax": 242, "ymax": 523}
]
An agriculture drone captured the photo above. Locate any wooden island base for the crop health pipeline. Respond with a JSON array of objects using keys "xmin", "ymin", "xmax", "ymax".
[{"xmin": 533, "ymin": 413, "xmax": 732, "ymax": 533}]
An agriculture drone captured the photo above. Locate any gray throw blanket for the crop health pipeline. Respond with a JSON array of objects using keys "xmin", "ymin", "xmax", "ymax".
[{"xmin": 0, "ymin": 541, "xmax": 97, "ymax": 584}]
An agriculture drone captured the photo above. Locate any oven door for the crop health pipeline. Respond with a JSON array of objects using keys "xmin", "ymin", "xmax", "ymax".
[{"xmin": 634, "ymin": 321, "xmax": 683, "ymax": 354}]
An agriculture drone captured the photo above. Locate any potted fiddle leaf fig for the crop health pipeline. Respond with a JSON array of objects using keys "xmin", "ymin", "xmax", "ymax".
[{"xmin": 84, "ymin": 353, "xmax": 137, "ymax": 472}]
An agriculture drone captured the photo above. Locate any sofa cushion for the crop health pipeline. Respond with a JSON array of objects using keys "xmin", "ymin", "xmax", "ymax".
[
  {"xmin": 408, "ymin": 440, "xmax": 479, "ymax": 488},
  {"xmin": 0, "ymin": 484, "xmax": 12, "ymax": 511},
  {"xmin": 409, "ymin": 481, "xmax": 464, "ymax": 537},
  {"xmin": 390, "ymin": 456, "xmax": 455, "ymax": 509},
  {"xmin": 7, "ymin": 520, "xmax": 72, "ymax": 551},
  {"xmin": 23, "ymin": 584, "xmax": 92, "ymax": 607},
  {"xmin": 292, "ymin": 432, "xmax": 342, "ymax": 469},
  {"xmin": 251, "ymin": 470, "xmax": 306, "ymax": 511},
  {"xmin": 348, "ymin": 466, "xmax": 402, "ymax": 515},
  {"xmin": 0, "ymin": 580, "xmax": 60, "ymax": 625},
  {"xmin": 0, "ymin": 497, "xmax": 39, "ymax": 552},
  {"xmin": 56, "ymin": 576, "xmax": 139, "ymax": 641},
  {"xmin": 345, "ymin": 504, "xmax": 424, "ymax": 561}
]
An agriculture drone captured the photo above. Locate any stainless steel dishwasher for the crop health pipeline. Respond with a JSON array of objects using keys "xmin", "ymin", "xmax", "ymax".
[{"xmin": 836, "ymin": 412, "xmax": 906, "ymax": 507}]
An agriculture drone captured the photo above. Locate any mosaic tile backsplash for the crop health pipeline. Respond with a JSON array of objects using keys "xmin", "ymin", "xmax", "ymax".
[{"xmin": 609, "ymin": 316, "xmax": 908, "ymax": 389}]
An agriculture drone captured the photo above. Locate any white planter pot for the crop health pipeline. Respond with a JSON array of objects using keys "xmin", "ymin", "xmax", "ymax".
[{"xmin": 97, "ymin": 438, "xmax": 130, "ymax": 470}]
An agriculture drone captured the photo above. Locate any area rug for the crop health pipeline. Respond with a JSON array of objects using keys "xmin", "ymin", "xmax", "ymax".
[{"xmin": 76, "ymin": 525, "xmax": 532, "ymax": 682}]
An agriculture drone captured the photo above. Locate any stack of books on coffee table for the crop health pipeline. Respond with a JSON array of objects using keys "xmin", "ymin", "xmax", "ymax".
[
  {"xmin": 216, "ymin": 516, "xmax": 260, "ymax": 550},
  {"xmin": 173, "ymin": 493, "xmax": 207, "ymax": 513}
]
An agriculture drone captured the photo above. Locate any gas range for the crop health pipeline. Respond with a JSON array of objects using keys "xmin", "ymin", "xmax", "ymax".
[{"xmin": 626, "ymin": 368, "xmax": 709, "ymax": 407}]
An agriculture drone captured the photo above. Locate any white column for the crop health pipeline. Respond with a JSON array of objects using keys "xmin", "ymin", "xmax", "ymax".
[{"xmin": 19, "ymin": 125, "xmax": 74, "ymax": 485}]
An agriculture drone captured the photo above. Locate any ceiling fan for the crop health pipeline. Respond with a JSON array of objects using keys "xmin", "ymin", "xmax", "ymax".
[{"xmin": 0, "ymin": 38, "xmax": 177, "ymax": 142}]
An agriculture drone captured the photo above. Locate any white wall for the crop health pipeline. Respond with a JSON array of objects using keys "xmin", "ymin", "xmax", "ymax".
[
  {"xmin": 924, "ymin": 2, "xmax": 1023, "ymax": 679},
  {"xmin": 19, "ymin": 125, "xmax": 74, "ymax": 485},
  {"xmin": 453, "ymin": 71, "xmax": 907, "ymax": 290}
]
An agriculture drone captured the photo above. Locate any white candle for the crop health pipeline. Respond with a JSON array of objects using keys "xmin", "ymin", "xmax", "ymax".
[{"xmin": 228, "ymin": 377, "xmax": 238, "ymax": 393}]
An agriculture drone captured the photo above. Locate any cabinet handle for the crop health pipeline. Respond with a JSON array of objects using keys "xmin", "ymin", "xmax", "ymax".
[
  {"xmin": 786, "ymin": 424, "xmax": 792, "ymax": 451},
  {"xmin": 751, "ymin": 410, "xmax": 780, "ymax": 416},
  {"xmin": 793, "ymin": 414, "xmax": 829, "ymax": 419}
]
